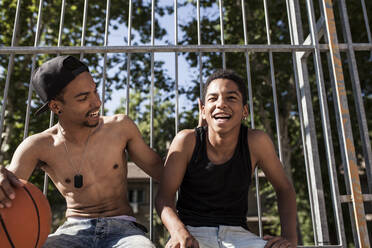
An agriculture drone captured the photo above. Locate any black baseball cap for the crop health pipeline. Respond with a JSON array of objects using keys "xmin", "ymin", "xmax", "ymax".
[{"xmin": 31, "ymin": 55, "xmax": 89, "ymax": 116}]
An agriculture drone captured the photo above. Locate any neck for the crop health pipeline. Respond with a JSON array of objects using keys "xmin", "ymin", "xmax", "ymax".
[
  {"xmin": 58, "ymin": 119, "xmax": 101, "ymax": 145},
  {"xmin": 207, "ymin": 125, "xmax": 240, "ymax": 152}
]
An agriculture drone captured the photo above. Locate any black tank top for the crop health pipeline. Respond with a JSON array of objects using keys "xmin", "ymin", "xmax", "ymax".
[{"xmin": 176, "ymin": 124, "xmax": 252, "ymax": 228}]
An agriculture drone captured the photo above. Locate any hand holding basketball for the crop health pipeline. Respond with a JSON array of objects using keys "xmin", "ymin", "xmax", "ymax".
[
  {"xmin": 0, "ymin": 166, "xmax": 24, "ymax": 208},
  {"xmin": 0, "ymin": 179, "xmax": 52, "ymax": 248}
]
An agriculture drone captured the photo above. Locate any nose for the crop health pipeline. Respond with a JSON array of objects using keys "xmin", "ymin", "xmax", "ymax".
[
  {"xmin": 91, "ymin": 93, "xmax": 101, "ymax": 108},
  {"xmin": 216, "ymin": 97, "xmax": 227, "ymax": 109}
]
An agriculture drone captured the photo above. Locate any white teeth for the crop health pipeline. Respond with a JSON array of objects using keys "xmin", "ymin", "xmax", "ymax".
[
  {"xmin": 213, "ymin": 113, "xmax": 231, "ymax": 119},
  {"xmin": 90, "ymin": 111, "xmax": 99, "ymax": 117}
]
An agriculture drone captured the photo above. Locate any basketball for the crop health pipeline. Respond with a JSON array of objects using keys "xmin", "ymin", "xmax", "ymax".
[{"xmin": 0, "ymin": 179, "xmax": 52, "ymax": 248}]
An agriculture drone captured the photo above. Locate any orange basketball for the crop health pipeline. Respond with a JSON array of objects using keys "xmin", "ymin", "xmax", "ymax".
[{"xmin": 0, "ymin": 179, "xmax": 52, "ymax": 248}]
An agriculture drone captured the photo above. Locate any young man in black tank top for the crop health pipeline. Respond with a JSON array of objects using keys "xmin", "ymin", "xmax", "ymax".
[{"xmin": 156, "ymin": 70, "xmax": 297, "ymax": 248}]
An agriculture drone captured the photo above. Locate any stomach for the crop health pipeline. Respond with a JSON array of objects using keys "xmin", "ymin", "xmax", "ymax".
[
  {"xmin": 65, "ymin": 195, "xmax": 133, "ymax": 218},
  {"xmin": 63, "ymin": 180, "xmax": 132, "ymax": 218}
]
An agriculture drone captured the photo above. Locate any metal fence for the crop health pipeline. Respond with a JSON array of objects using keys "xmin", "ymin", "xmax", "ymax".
[{"xmin": 0, "ymin": 0, "xmax": 371, "ymax": 247}]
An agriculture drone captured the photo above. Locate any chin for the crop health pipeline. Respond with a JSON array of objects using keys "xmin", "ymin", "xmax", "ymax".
[
  {"xmin": 83, "ymin": 120, "xmax": 99, "ymax": 128},
  {"xmin": 211, "ymin": 120, "xmax": 240, "ymax": 131}
]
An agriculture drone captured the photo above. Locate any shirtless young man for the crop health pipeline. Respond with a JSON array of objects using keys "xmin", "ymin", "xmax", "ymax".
[
  {"xmin": 156, "ymin": 70, "xmax": 297, "ymax": 248},
  {"xmin": 0, "ymin": 56, "xmax": 162, "ymax": 247}
]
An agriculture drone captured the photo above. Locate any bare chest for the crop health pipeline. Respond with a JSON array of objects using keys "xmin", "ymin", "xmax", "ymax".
[{"xmin": 40, "ymin": 138, "xmax": 128, "ymax": 191}]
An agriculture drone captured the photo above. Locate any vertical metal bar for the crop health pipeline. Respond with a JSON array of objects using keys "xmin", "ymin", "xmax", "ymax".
[
  {"xmin": 285, "ymin": 2, "xmax": 312, "ymax": 244},
  {"xmin": 218, "ymin": 0, "xmax": 226, "ymax": 69},
  {"xmin": 262, "ymin": 0, "xmax": 283, "ymax": 161},
  {"xmin": 43, "ymin": 111, "xmax": 55, "ymax": 195},
  {"xmin": 306, "ymin": 0, "xmax": 338, "ymax": 244},
  {"xmin": 57, "ymin": 0, "xmax": 66, "ymax": 48},
  {"xmin": 149, "ymin": 0, "xmax": 155, "ymax": 240},
  {"xmin": 360, "ymin": 0, "xmax": 372, "ymax": 59},
  {"xmin": 311, "ymin": 0, "xmax": 348, "ymax": 245},
  {"xmin": 197, "ymin": 0, "xmax": 203, "ymax": 98},
  {"xmin": 80, "ymin": 0, "xmax": 89, "ymax": 60},
  {"xmin": 126, "ymin": 0, "xmax": 132, "ymax": 115},
  {"xmin": 321, "ymin": 0, "xmax": 370, "ymax": 246},
  {"xmin": 0, "ymin": 0, "xmax": 21, "ymax": 146},
  {"xmin": 338, "ymin": 0, "xmax": 372, "ymax": 195},
  {"xmin": 24, "ymin": 0, "xmax": 43, "ymax": 139},
  {"xmin": 325, "ymin": 49, "xmax": 348, "ymax": 247},
  {"xmin": 174, "ymin": 0, "xmax": 179, "ymax": 134},
  {"xmin": 45, "ymin": 0, "xmax": 66, "ymax": 195},
  {"xmin": 241, "ymin": 0, "xmax": 263, "ymax": 237},
  {"xmin": 287, "ymin": 0, "xmax": 332, "ymax": 244},
  {"xmin": 305, "ymin": 0, "xmax": 347, "ymax": 245},
  {"xmin": 100, "ymin": 0, "xmax": 111, "ymax": 114},
  {"xmin": 316, "ymin": 1, "xmax": 348, "ymax": 245}
]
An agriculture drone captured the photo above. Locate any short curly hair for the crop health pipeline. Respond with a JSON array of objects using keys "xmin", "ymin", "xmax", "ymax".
[{"xmin": 202, "ymin": 69, "xmax": 247, "ymax": 105}]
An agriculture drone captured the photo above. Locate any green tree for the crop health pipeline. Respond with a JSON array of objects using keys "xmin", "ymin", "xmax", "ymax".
[{"xmin": 115, "ymin": 87, "xmax": 177, "ymax": 159}]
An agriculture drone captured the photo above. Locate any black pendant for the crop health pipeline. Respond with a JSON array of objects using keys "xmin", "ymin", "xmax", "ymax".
[{"xmin": 74, "ymin": 174, "xmax": 83, "ymax": 188}]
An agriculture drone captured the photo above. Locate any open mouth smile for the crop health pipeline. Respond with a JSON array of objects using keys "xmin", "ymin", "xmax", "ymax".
[
  {"xmin": 87, "ymin": 110, "xmax": 100, "ymax": 118},
  {"xmin": 212, "ymin": 112, "xmax": 231, "ymax": 120}
]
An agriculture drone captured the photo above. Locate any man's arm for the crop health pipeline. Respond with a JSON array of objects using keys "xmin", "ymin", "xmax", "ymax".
[
  {"xmin": 155, "ymin": 130, "xmax": 199, "ymax": 248},
  {"xmin": 250, "ymin": 130, "xmax": 297, "ymax": 247},
  {"xmin": 124, "ymin": 116, "xmax": 163, "ymax": 182},
  {"xmin": 0, "ymin": 135, "xmax": 41, "ymax": 208}
]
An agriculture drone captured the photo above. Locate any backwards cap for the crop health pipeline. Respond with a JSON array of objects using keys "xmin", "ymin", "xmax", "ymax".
[{"xmin": 31, "ymin": 55, "xmax": 89, "ymax": 116}]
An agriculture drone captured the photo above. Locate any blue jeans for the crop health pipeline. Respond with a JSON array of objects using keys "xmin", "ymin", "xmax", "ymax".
[
  {"xmin": 186, "ymin": 225, "xmax": 267, "ymax": 248},
  {"xmin": 43, "ymin": 218, "xmax": 155, "ymax": 248}
]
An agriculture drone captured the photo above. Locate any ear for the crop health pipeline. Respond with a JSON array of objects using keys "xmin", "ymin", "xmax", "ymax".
[
  {"xmin": 201, "ymin": 101, "xmax": 206, "ymax": 120},
  {"xmin": 242, "ymin": 104, "xmax": 249, "ymax": 119},
  {"xmin": 49, "ymin": 99, "xmax": 63, "ymax": 115}
]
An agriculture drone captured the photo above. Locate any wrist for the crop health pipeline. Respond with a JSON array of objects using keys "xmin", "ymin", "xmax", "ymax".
[{"xmin": 170, "ymin": 224, "xmax": 189, "ymax": 237}]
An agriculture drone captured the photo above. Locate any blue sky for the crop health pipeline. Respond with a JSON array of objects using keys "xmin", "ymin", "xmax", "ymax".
[{"xmin": 102, "ymin": 0, "xmax": 199, "ymax": 115}]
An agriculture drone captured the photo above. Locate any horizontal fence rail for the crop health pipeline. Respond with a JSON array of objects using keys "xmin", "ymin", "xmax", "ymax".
[{"xmin": 1, "ymin": 44, "xmax": 372, "ymax": 54}]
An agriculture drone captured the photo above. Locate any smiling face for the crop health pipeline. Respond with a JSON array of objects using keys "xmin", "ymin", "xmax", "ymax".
[
  {"xmin": 50, "ymin": 71, "xmax": 101, "ymax": 128},
  {"xmin": 202, "ymin": 78, "xmax": 248, "ymax": 134}
]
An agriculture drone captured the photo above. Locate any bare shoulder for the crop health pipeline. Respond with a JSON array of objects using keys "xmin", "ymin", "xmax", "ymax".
[
  {"xmin": 173, "ymin": 129, "xmax": 196, "ymax": 148},
  {"xmin": 101, "ymin": 114, "xmax": 137, "ymax": 134},
  {"xmin": 166, "ymin": 129, "xmax": 196, "ymax": 164},
  {"xmin": 247, "ymin": 129, "xmax": 276, "ymax": 160},
  {"xmin": 102, "ymin": 114, "xmax": 133, "ymax": 127},
  {"xmin": 9, "ymin": 127, "xmax": 56, "ymax": 173},
  {"xmin": 21, "ymin": 127, "xmax": 56, "ymax": 152},
  {"xmin": 247, "ymin": 129, "xmax": 272, "ymax": 146},
  {"xmin": 176, "ymin": 129, "xmax": 195, "ymax": 141}
]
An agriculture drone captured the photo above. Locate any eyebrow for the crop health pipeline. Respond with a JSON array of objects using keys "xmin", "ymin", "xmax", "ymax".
[
  {"xmin": 74, "ymin": 92, "xmax": 90, "ymax": 98},
  {"xmin": 74, "ymin": 84, "xmax": 98, "ymax": 98},
  {"xmin": 207, "ymin": 90, "xmax": 241, "ymax": 96},
  {"xmin": 226, "ymin": 90, "xmax": 241, "ymax": 96}
]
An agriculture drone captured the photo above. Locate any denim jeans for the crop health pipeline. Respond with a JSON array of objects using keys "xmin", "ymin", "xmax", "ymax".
[
  {"xmin": 186, "ymin": 225, "xmax": 267, "ymax": 248},
  {"xmin": 43, "ymin": 218, "xmax": 155, "ymax": 248}
]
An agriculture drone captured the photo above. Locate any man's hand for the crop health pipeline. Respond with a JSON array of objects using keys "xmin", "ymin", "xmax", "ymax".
[
  {"xmin": 264, "ymin": 235, "xmax": 295, "ymax": 248},
  {"xmin": 0, "ymin": 166, "xmax": 24, "ymax": 208},
  {"xmin": 166, "ymin": 228, "xmax": 199, "ymax": 248}
]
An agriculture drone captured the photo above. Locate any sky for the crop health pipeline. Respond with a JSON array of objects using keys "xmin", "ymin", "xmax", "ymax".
[{"xmin": 102, "ymin": 1, "xmax": 198, "ymax": 115}]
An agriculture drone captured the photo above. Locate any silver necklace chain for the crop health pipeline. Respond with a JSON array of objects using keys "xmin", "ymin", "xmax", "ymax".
[{"xmin": 58, "ymin": 123, "xmax": 94, "ymax": 187}]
